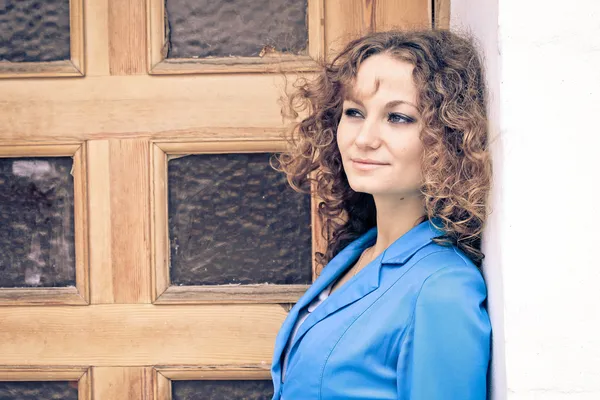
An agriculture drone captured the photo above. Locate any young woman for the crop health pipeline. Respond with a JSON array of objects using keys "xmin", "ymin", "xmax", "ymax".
[{"xmin": 271, "ymin": 30, "xmax": 492, "ymax": 400}]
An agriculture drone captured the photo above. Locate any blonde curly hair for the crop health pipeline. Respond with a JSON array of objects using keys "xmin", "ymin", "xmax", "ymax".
[{"xmin": 275, "ymin": 30, "xmax": 492, "ymax": 267}]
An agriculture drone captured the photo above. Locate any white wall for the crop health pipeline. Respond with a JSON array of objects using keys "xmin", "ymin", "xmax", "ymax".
[
  {"xmin": 451, "ymin": 1, "xmax": 506, "ymax": 399},
  {"xmin": 452, "ymin": 0, "xmax": 600, "ymax": 399}
]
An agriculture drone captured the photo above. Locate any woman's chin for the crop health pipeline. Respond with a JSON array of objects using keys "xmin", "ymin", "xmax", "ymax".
[{"xmin": 348, "ymin": 181, "xmax": 381, "ymax": 195}]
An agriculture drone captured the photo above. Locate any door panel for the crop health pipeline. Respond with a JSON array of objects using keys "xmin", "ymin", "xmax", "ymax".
[
  {"xmin": 165, "ymin": 0, "xmax": 309, "ymax": 59},
  {"xmin": 167, "ymin": 153, "xmax": 312, "ymax": 286},
  {"xmin": 0, "ymin": 368, "xmax": 91, "ymax": 400},
  {"xmin": 0, "ymin": 0, "xmax": 438, "ymax": 398},
  {"xmin": 0, "ymin": 157, "xmax": 75, "ymax": 288},
  {"xmin": 87, "ymin": 139, "xmax": 151, "ymax": 304},
  {"xmin": 0, "ymin": 0, "xmax": 71, "ymax": 63}
]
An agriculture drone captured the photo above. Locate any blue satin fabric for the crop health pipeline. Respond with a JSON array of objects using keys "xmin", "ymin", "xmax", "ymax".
[{"xmin": 270, "ymin": 220, "xmax": 491, "ymax": 399}]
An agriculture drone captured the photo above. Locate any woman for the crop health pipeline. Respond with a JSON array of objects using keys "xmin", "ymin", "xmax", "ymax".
[{"xmin": 271, "ymin": 30, "xmax": 492, "ymax": 400}]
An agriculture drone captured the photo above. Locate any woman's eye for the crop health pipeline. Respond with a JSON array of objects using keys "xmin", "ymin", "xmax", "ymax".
[
  {"xmin": 388, "ymin": 113, "xmax": 414, "ymax": 124},
  {"xmin": 344, "ymin": 108, "xmax": 363, "ymax": 118}
]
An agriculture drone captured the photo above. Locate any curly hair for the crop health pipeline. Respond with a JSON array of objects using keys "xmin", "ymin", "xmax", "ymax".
[{"xmin": 275, "ymin": 30, "xmax": 492, "ymax": 268}]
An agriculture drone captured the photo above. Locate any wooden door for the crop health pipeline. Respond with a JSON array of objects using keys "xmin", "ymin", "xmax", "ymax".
[{"xmin": 0, "ymin": 0, "xmax": 443, "ymax": 398}]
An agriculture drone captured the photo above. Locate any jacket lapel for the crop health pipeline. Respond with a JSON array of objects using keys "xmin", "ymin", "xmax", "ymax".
[
  {"xmin": 286, "ymin": 220, "xmax": 444, "ymax": 353},
  {"xmin": 285, "ymin": 248, "xmax": 384, "ymax": 354},
  {"xmin": 270, "ymin": 227, "xmax": 377, "ymax": 384},
  {"xmin": 271, "ymin": 219, "xmax": 445, "ymax": 389}
]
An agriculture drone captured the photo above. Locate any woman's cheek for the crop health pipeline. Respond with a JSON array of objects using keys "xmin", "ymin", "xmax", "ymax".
[{"xmin": 336, "ymin": 123, "xmax": 353, "ymax": 156}]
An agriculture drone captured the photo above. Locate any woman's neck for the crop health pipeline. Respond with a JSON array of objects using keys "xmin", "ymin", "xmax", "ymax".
[{"xmin": 370, "ymin": 193, "xmax": 426, "ymax": 258}]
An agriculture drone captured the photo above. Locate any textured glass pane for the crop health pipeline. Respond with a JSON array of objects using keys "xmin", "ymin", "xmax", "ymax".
[
  {"xmin": 173, "ymin": 380, "xmax": 273, "ymax": 400},
  {"xmin": 168, "ymin": 153, "xmax": 312, "ymax": 286},
  {"xmin": 0, "ymin": 157, "xmax": 75, "ymax": 288},
  {"xmin": 0, "ymin": 0, "xmax": 71, "ymax": 62},
  {"xmin": 0, "ymin": 381, "xmax": 78, "ymax": 400},
  {"xmin": 166, "ymin": 0, "xmax": 308, "ymax": 58}
]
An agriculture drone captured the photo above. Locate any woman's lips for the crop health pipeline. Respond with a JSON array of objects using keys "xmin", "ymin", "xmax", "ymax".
[{"xmin": 351, "ymin": 159, "xmax": 390, "ymax": 171}]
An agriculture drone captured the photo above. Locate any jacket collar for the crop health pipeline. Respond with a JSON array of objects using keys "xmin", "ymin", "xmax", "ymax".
[
  {"xmin": 380, "ymin": 218, "xmax": 445, "ymax": 265},
  {"xmin": 271, "ymin": 218, "xmax": 444, "ymax": 390}
]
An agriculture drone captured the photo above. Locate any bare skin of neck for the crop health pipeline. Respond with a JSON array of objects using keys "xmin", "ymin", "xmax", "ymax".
[
  {"xmin": 369, "ymin": 192, "xmax": 426, "ymax": 260},
  {"xmin": 330, "ymin": 193, "xmax": 425, "ymax": 294}
]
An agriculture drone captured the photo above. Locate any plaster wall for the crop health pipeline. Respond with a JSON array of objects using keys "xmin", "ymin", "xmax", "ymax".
[{"xmin": 452, "ymin": 1, "xmax": 600, "ymax": 398}]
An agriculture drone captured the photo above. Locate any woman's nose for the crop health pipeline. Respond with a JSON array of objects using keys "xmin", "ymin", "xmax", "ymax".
[{"xmin": 354, "ymin": 120, "xmax": 382, "ymax": 149}]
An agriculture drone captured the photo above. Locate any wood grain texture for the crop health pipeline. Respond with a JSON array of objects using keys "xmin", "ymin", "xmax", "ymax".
[
  {"xmin": 434, "ymin": 0, "xmax": 451, "ymax": 29},
  {"xmin": 150, "ymin": 56, "xmax": 319, "ymax": 75},
  {"xmin": 0, "ymin": 287, "xmax": 87, "ymax": 306},
  {"xmin": 157, "ymin": 365, "xmax": 271, "ymax": 380},
  {"xmin": 93, "ymin": 367, "xmax": 152, "ymax": 400},
  {"xmin": 323, "ymin": 0, "xmax": 433, "ymax": 59},
  {"xmin": 88, "ymin": 141, "xmax": 114, "ymax": 303},
  {"xmin": 365, "ymin": 0, "xmax": 377, "ymax": 32},
  {"xmin": 109, "ymin": 0, "xmax": 147, "ymax": 75},
  {"xmin": 0, "ymin": 129, "xmax": 289, "ymax": 147},
  {"xmin": 308, "ymin": 0, "xmax": 326, "ymax": 61},
  {"xmin": 0, "ymin": 367, "xmax": 87, "ymax": 381},
  {"xmin": 151, "ymin": 144, "xmax": 169, "ymax": 300},
  {"xmin": 89, "ymin": 140, "xmax": 151, "ymax": 304},
  {"xmin": 146, "ymin": 0, "xmax": 167, "ymax": 70},
  {"xmin": 70, "ymin": 0, "xmax": 85, "ymax": 74},
  {"xmin": 0, "ymin": 61, "xmax": 83, "ymax": 79},
  {"xmin": 325, "ymin": 0, "xmax": 369, "ymax": 58},
  {"xmin": 375, "ymin": 0, "xmax": 432, "ymax": 31},
  {"xmin": 0, "ymin": 144, "xmax": 81, "ymax": 157},
  {"xmin": 73, "ymin": 146, "xmax": 90, "ymax": 304},
  {"xmin": 155, "ymin": 140, "xmax": 286, "ymax": 154},
  {"xmin": 85, "ymin": 0, "xmax": 110, "ymax": 76},
  {"xmin": 78, "ymin": 369, "xmax": 92, "ymax": 400},
  {"xmin": 0, "ymin": 367, "xmax": 91, "ymax": 400},
  {"xmin": 151, "ymin": 130, "xmax": 286, "ymax": 145},
  {"xmin": 0, "ymin": 304, "xmax": 286, "ymax": 365},
  {"xmin": 154, "ymin": 370, "xmax": 171, "ymax": 400},
  {"xmin": 0, "ymin": 75, "xmax": 290, "ymax": 140},
  {"xmin": 109, "ymin": 139, "xmax": 151, "ymax": 303},
  {"xmin": 153, "ymin": 285, "xmax": 309, "ymax": 304}
]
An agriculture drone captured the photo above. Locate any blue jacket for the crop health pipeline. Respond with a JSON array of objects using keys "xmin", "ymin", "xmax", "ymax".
[{"xmin": 271, "ymin": 220, "xmax": 491, "ymax": 399}]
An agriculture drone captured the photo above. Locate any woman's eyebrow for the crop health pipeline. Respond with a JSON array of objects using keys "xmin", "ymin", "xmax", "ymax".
[
  {"xmin": 386, "ymin": 99, "xmax": 418, "ymax": 110},
  {"xmin": 344, "ymin": 96, "xmax": 418, "ymax": 110}
]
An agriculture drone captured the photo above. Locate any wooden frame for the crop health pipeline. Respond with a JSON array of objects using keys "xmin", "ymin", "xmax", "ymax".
[
  {"xmin": 150, "ymin": 140, "xmax": 313, "ymax": 304},
  {"xmin": 433, "ymin": 0, "xmax": 451, "ymax": 29},
  {"xmin": 0, "ymin": 144, "xmax": 89, "ymax": 306},
  {"xmin": 153, "ymin": 365, "xmax": 270, "ymax": 400},
  {"xmin": 0, "ymin": 0, "xmax": 85, "ymax": 78},
  {"xmin": 0, "ymin": 366, "xmax": 92, "ymax": 400},
  {"xmin": 146, "ymin": 0, "xmax": 325, "ymax": 74},
  {"xmin": 0, "ymin": 303, "xmax": 286, "ymax": 365}
]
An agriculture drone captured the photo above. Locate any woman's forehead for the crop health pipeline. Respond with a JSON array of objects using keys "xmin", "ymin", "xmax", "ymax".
[
  {"xmin": 344, "ymin": 77, "xmax": 381, "ymax": 99},
  {"xmin": 344, "ymin": 54, "xmax": 417, "ymax": 100},
  {"xmin": 344, "ymin": 75, "xmax": 418, "ymax": 104}
]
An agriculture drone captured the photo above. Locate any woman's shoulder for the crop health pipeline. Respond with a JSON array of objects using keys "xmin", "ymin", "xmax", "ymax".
[{"xmin": 410, "ymin": 243, "xmax": 488, "ymax": 306}]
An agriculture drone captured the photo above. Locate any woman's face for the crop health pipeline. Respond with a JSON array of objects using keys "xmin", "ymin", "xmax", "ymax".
[{"xmin": 337, "ymin": 53, "xmax": 424, "ymax": 198}]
